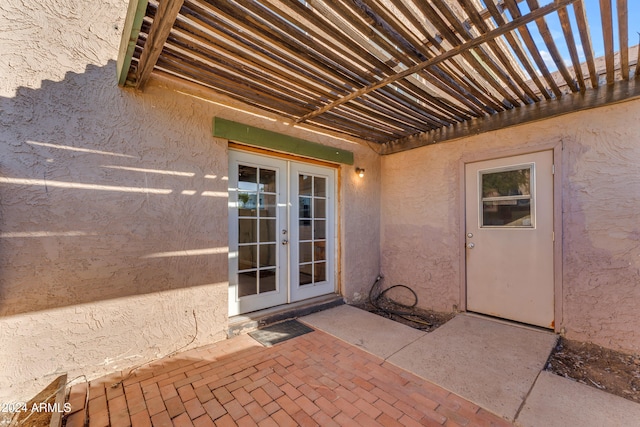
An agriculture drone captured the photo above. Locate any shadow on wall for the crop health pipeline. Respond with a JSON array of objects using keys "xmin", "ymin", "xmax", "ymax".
[{"xmin": 0, "ymin": 61, "xmax": 229, "ymax": 317}]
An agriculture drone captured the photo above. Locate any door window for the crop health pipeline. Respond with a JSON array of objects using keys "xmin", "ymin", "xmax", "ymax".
[{"xmin": 479, "ymin": 165, "xmax": 533, "ymax": 227}]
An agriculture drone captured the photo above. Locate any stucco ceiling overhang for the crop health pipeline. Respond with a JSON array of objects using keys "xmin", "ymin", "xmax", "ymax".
[{"xmin": 117, "ymin": 0, "xmax": 640, "ymax": 154}]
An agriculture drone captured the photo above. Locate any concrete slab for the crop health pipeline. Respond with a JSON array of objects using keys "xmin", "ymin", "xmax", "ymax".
[
  {"xmin": 300, "ymin": 304, "xmax": 426, "ymax": 359},
  {"xmin": 387, "ymin": 314, "xmax": 557, "ymax": 421},
  {"xmin": 516, "ymin": 371, "xmax": 640, "ymax": 427}
]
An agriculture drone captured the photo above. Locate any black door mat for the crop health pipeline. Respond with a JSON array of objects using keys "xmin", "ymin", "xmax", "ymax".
[{"xmin": 248, "ymin": 319, "xmax": 315, "ymax": 347}]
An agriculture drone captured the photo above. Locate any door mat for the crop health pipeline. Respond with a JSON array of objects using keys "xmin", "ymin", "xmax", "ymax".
[{"xmin": 249, "ymin": 319, "xmax": 315, "ymax": 347}]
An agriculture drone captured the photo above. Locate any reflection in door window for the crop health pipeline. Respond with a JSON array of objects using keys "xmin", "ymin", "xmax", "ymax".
[{"xmin": 480, "ymin": 165, "xmax": 534, "ymax": 227}]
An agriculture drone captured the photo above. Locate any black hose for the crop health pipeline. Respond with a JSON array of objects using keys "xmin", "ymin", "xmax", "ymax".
[{"xmin": 368, "ymin": 275, "xmax": 433, "ymax": 329}]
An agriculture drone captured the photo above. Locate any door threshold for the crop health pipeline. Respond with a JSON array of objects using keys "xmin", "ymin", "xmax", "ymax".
[
  {"xmin": 465, "ymin": 312, "xmax": 555, "ymax": 334},
  {"xmin": 228, "ymin": 294, "xmax": 344, "ymax": 338}
]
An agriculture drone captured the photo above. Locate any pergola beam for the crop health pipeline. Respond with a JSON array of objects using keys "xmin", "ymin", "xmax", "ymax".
[
  {"xmin": 116, "ymin": 0, "xmax": 149, "ymax": 87},
  {"xmin": 381, "ymin": 78, "xmax": 640, "ymax": 154},
  {"xmin": 295, "ymin": 0, "xmax": 580, "ymax": 124},
  {"xmin": 135, "ymin": 0, "xmax": 184, "ymax": 90}
]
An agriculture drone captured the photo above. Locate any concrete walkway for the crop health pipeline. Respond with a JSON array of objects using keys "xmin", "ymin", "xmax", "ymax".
[{"xmin": 301, "ymin": 305, "xmax": 640, "ymax": 426}]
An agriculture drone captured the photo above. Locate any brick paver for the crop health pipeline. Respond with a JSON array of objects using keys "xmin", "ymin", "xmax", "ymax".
[{"xmin": 63, "ymin": 329, "xmax": 513, "ymax": 426}]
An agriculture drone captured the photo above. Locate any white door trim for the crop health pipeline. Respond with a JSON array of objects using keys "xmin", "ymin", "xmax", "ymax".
[{"xmin": 458, "ymin": 141, "xmax": 564, "ymax": 332}]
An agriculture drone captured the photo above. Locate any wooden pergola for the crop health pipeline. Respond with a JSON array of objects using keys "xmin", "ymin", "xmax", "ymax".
[{"xmin": 117, "ymin": 0, "xmax": 639, "ymax": 154}]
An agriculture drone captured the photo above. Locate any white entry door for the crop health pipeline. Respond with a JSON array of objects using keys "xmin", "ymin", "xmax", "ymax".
[
  {"xmin": 228, "ymin": 151, "xmax": 336, "ymax": 316},
  {"xmin": 465, "ymin": 150, "xmax": 554, "ymax": 328}
]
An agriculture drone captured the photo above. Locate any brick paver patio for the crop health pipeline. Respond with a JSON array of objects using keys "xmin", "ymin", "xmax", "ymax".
[{"xmin": 64, "ymin": 328, "xmax": 513, "ymax": 427}]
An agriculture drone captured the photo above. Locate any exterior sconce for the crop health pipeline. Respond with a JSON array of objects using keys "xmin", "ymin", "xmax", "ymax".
[{"xmin": 356, "ymin": 168, "xmax": 365, "ymax": 178}]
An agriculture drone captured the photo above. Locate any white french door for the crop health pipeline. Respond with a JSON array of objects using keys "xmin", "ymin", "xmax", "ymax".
[{"xmin": 228, "ymin": 151, "xmax": 336, "ymax": 316}]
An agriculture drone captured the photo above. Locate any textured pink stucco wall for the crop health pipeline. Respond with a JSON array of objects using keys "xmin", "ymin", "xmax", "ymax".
[
  {"xmin": 381, "ymin": 100, "xmax": 640, "ymax": 354},
  {"xmin": 0, "ymin": 0, "xmax": 380, "ymax": 401}
]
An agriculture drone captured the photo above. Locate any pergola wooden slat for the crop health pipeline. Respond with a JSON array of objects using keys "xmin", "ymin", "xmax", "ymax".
[{"xmin": 117, "ymin": 0, "xmax": 639, "ymax": 154}]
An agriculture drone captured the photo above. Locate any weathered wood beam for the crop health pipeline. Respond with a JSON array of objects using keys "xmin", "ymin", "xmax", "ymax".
[
  {"xmin": 573, "ymin": 0, "xmax": 598, "ymax": 88},
  {"xmin": 116, "ymin": 0, "xmax": 149, "ymax": 86},
  {"xmin": 430, "ymin": 0, "xmax": 521, "ymax": 108},
  {"xmin": 484, "ymin": 0, "xmax": 551, "ymax": 99},
  {"xmin": 134, "ymin": 0, "xmax": 184, "ymax": 90},
  {"xmin": 504, "ymin": 0, "xmax": 562, "ymax": 98},
  {"xmin": 599, "ymin": 0, "xmax": 615, "ymax": 85},
  {"xmin": 458, "ymin": 0, "xmax": 539, "ymax": 103},
  {"xmin": 322, "ymin": 0, "xmax": 490, "ymax": 117},
  {"xmin": 380, "ymin": 78, "xmax": 640, "ymax": 155},
  {"xmin": 527, "ymin": 0, "xmax": 578, "ymax": 92},
  {"xmin": 296, "ymin": 0, "xmax": 579, "ymax": 124},
  {"xmin": 558, "ymin": 6, "xmax": 586, "ymax": 91},
  {"xmin": 329, "ymin": 0, "xmax": 492, "ymax": 116},
  {"xmin": 617, "ymin": 0, "xmax": 629, "ymax": 79}
]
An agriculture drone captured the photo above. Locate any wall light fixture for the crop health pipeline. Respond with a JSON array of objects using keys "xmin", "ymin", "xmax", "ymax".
[{"xmin": 356, "ymin": 168, "xmax": 365, "ymax": 178}]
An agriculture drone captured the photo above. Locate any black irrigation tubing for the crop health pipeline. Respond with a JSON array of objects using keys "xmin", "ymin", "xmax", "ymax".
[{"xmin": 367, "ymin": 275, "xmax": 433, "ymax": 329}]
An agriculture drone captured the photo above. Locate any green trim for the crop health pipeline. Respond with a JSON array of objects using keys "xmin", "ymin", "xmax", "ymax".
[
  {"xmin": 213, "ymin": 118, "xmax": 354, "ymax": 165},
  {"xmin": 116, "ymin": 0, "xmax": 149, "ymax": 87}
]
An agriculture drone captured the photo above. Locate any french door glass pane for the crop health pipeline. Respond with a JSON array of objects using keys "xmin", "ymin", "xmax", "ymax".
[
  {"xmin": 314, "ymin": 220, "xmax": 326, "ymax": 239},
  {"xmin": 299, "ymin": 242, "xmax": 312, "ymax": 263},
  {"xmin": 314, "ymin": 262, "xmax": 326, "ymax": 282},
  {"xmin": 259, "ymin": 244, "xmax": 276, "ymax": 267},
  {"xmin": 299, "ymin": 221, "xmax": 312, "ymax": 240},
  {"xmin": 239, "ymin": 166, "xmax": 258, "ymax": 191},
  {"xmin": 261, "ymin": 194, "xmax": 277, "ymax": 217},
  {"xmin": 299, "ymin": 175, "xmax": 312, "ymax": 195},
  {"xmin": 238, "ymin": 245, "xmax": 257, "ymax": 270},
  {"xmin": 259, "ymin": 169, "xmax": 276, "ymax": 192},
  {"xmin": 238, "ymin": 192, "xmax": 257, "ymax": 214},
  {"xmin": 314, "ymin": 177, "xmax": 326, "ymax": 197},
  {"xmin": 314, "ymin": 198, "xmax": 326, "ymax": 218},
  {"xmin": 238, "ymin": 272, "xmax": 257, "ymax": 297},
  {"xmin": 259, "ymin": 219, "xmax": 276, "ymax": 242},
  {"xmin": 299, "ymin": 196, "xmax": 311, "ymax": 219},
  {"xmin": 259, "ymin": 269, "xmax": 277, "ymax": 293},
  {"xmin": 314, "ymin": 242, "xmax": 326, "ymax": 261},
  {"xmin": 238, "ymin": 219, "xmax": 256, "ymax": 244},
  {"xmin": 300, "ymin": 264, "xmax": 313, "ymax": 285}
]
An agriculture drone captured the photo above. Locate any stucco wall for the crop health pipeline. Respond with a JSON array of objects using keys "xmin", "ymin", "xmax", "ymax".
[
  {"xmin": 1, "ymin": 0, "xmax": 380, "ymax": 401},
  {"xmin": 381, "ymin": 99, "xmax": 640, "ymax": 354}
]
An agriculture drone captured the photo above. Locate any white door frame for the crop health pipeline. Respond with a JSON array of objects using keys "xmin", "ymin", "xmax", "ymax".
[
  {"xmin": 289, "ymin": 161, "xmax": 337, "ymax": 302},
  {"xmin": 458, "ymin": 141, "xmax": 563, "ymax": 332},
  {"xmin": 228, "ymin": 148, "xmax": 338, "ymax": 316}
]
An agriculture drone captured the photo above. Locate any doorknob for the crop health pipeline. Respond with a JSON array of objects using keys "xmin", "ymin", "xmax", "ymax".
[
  {"xmin": 467, "ymin": 243, "xmax": 475, "ymax": 249},
  {"xmin": 282, "ymin": 239, "xmax": 289, "ymax": 245}
]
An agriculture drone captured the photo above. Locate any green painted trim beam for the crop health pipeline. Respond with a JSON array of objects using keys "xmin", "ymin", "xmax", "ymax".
[
  {"xmin": 213, "ymin": 118, "xmax": 354, "ymax": 165},
  {"xmin": 117, "ymin": 0, "xmax": 149, "ymax": 87}
]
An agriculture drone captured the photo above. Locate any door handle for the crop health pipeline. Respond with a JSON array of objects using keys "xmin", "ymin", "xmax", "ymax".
[
  {"xmin": 282, "ymin": 239, "xmax": 289, "ymax": 245},
  {"xmin": 467, "ymin": 243, "xmax": 475, "ymax": 249}
]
